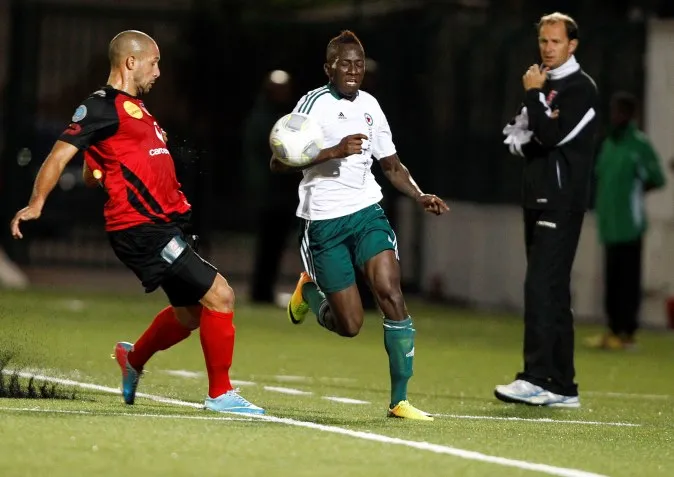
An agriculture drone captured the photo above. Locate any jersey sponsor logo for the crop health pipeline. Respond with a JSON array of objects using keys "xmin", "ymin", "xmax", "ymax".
[
  {"xmin": 338, "ymin": 112, "xmax": 346, "ymax": 120},
  {"xmin": 63, "ymin": 123, "xmax": 82, "ymax": 135},
  {"xmin": 72, "ymin": 105, "xmax": 87, "ymax": 122},
  {"xmin": 149, "ymin": 147, "xmax": 170, "ymax": 156},
  {"xmin": 123, "ymin": 100, "xmax": 143, "ymax": 119},
  {"xmin": 364, "ymin": 112, "xmax": 373, "ymax": 126}
]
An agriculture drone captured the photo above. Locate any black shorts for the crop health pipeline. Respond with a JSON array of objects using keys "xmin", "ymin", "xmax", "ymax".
[{"xmin": 108, "ymin": 221, "xmax": 217, "ymax": 307}]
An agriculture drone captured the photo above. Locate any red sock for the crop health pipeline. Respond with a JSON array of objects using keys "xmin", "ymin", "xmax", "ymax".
[
  {"xmin": 128, "ymin": 306, "xmax": 191, "ymax": 370},
  {"xmin": 199, "ymin": 308, "xmax": 235, "ymax": 398}
]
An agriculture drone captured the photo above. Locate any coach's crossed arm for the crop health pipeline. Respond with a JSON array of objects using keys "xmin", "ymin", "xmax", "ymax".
[{"xmin": 524, "ymin": 83, "xmax": 595, "ymax": 148}]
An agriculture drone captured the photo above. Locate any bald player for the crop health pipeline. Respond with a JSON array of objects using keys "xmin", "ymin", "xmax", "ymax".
[{"xmin": 10, "ymin": 30, "xmax": 264, "ymax": 415}]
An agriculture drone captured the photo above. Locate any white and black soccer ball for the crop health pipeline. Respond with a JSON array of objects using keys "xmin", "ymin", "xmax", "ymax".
[{"xmin": 269, "ymin": 113, "xmax": 324, "ymax": 167}]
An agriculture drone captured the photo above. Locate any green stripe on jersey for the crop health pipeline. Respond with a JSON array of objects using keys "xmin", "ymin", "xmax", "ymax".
[
  {"xmin": 302, "ymin": 90, "xmax": 330, "ymax": 114},
  {"xmin": 298, "ymin": 87, "xmax": 328, "ymax": 113}
]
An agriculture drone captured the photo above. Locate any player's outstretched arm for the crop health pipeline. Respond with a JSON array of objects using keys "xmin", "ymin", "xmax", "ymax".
[
  {"xmin": 379, "ymin": 154, "xmax": 449, "ymax": 216},
  {"xmin": 10, "ymin": 140, "xmax": 79, "ymax": 239},
  {"xmin": 269, "ymin": 134, "xmax": 368, "ymax": 173}
]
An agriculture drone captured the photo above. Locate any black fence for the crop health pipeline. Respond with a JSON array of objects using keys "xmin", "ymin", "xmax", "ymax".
[{"xmin": 0, "ymin": 0, "xmax": 652, "ymax": 269}]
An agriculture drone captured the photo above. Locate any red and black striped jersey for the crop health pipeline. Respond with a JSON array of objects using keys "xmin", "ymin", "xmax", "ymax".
[{"xmin": 59, "ymin": 86, "xmax": 191, "ymax": 231}]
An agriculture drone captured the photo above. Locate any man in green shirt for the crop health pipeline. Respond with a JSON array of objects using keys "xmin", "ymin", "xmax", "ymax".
[{"xmin": 589, "ymin": 92, "xmax": 665, "ymax": 349}]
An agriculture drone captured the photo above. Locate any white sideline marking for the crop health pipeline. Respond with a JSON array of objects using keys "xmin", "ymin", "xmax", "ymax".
[
  {"xmin": 263, "ymin": 386, "xmax": 313, "ymax": 396},
  {"xmin": 0, "ymin": 407, "xmax": 256, "ymax": 422},
  {"xmin": 1, "ymin": 371, "xmax": 609, "ymax": 477},
  {"xmin": 433, "ymin": 414, "xmax": 640, "ymax": 427},
  {"xmin": 162, "ymin": 370, "xmax": 204, "ymax": 379},
  {"xmin": 165, "ymin": 371, "xmax": 356, "ymax": 387},
  {"xmin": 259, "ymin": 374, "xmax": 357, "ymax": 385},
  {"xmin": 585, "ymin": 391, "xmax": 672, "ymax": 400},
  {"xmin": 321, "ymin": 377, "xmax": 358, "ymax": 384},
  {"xmin": 322, "ymin": 396, "xmax": 370, "ymax": 405},
  {"xmin": 161, "ymin": 371, "xmax": 255, "ymax": 387},
  {"xmin": 4, "ymin": 370, "xmax": 203, "ymax": 409},
  {"xmin": 62, "ymin": 299, "xmax": 86, "ymax": 312},
  {"xmin": 274, "ymin": 375, "xmax": 310, "ymax": 383},
  {"xmin": 231, "ymin": 380, "xmax": 257, "ymax": 387}
]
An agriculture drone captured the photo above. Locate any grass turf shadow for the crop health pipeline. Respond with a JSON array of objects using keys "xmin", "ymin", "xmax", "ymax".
[{"xmin": 0, "ymin": 351, "xmax": 77, "ymax": 400}]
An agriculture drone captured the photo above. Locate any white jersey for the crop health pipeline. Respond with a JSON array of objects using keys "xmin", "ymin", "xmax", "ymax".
[{"xmin": 293, "ymin": 84, "xmax": 397, "ymax": 220}]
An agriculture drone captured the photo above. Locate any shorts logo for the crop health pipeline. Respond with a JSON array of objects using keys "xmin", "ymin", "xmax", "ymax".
[
  {"xmin": 160, "ymin": 236, "xmax": 187, "ymax": 264},
  {"xmin": 123, "ymin": 101, "xmax": 143, "ymax": 119},
  {"xmin": 72, "ymin": 105, "xmax": 87, "ymax": 122},
  {"xmin": 536, "ymin": 220, "xmax": 557, "ymax": 229},
  {"xmin": 364, "ymin": 113, "xmax": 373, "ymax": 126}
]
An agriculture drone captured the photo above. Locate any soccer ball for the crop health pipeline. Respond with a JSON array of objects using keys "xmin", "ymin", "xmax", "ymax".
[{"xmin": 269, "ymin": 112, "xmax": 324, "ymax": 167}]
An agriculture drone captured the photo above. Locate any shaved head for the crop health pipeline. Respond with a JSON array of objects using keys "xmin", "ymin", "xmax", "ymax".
[
  {"xmin": 106, "ymin": 30, "xmax": 161, "ymax": 96},
  {"xmin": 108, "ymin": 30, "xmax": 157, "ymax": 67}
]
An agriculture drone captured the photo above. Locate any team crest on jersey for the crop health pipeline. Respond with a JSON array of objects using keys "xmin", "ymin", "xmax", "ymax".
[
  {"xmin": 72, "ymin": 105, "xmax": 87, "ymax": 122},
  {"xmin": 364, "ymin": 113, "xmax": 373, "ymax": 126},
  {"xmin": 123, "ymin": 101, "xmax": 143, "ymax": 119}
]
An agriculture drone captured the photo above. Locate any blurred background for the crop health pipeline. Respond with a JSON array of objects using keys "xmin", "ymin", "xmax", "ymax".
[{"xmin": 1, "ymin": 0, "xmax": 674, "ymax": 329}]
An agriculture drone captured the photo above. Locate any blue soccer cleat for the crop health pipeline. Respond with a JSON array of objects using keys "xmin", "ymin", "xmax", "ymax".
[
  {"xmin": 114, "ymin": 341, "xmax": 141, "ymax": 405},
  {"xmin": 205, "ymin": 389, "xmax": 265, "ymax": 415}
]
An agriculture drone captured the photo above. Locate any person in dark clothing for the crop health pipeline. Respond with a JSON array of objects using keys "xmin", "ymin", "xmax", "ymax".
[
  {"xmin": 497, "ymin": 12, "xmax": 598, "ymax": 408},
  {"xmin": 586, "ymin": 92, "xmax": 665, "ymax": 350},
  {"xmin": 244, "ymin": 70, "xmax": 300, "ymax": 304}
]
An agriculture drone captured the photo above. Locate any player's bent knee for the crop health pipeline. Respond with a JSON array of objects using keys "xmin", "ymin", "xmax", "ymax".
[
  {"xmin": 336, "ymin": 313, "xmax": 364, "ymax": 338},
  {"xmin": 173, "ymin": 305, "xmax": 202, "ymax": 330},
  {"xmin": 339, "ymin": 322, "xmax": 361, "ymax": 338},
  {"xmin": 201, "ymin": 274, "xmax": 235, "ymax": 313}
]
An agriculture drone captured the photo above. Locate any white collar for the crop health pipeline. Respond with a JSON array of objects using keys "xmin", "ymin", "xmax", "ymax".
[{"xmin": 547, "ymin": 55, "xmax": 580, "ymax": 80}]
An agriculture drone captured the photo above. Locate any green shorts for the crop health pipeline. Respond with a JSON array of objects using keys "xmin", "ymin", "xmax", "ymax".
[{"xmin": 299, "ymin": 203, "xmax": 398, "ymax": 294}]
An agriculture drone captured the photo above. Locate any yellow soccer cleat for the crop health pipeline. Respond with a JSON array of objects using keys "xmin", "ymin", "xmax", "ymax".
[
  {"xmin": 584, "ymin": 333, "xmax": 624, "ymax": 350},
  {"xmin": 387, "ymin": 400, "xmax": 434, "ymax": 421},
  {"xmin": 287, "ymin": 272, "xmax": 312, "ymax": 325}
]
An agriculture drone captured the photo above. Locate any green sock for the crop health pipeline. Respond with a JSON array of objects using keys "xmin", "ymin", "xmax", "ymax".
[
  {"xmin": 302, "ymin": 282, "xmax": 326, "ymax": 317},
  {"xmin": 383, "ymin": 317, "xmax": 415, "ymax": 407}
]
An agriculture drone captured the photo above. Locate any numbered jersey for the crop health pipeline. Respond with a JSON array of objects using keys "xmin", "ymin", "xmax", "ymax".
[
  {"xmin": 59, "ymin": 86, "xmax": 190, "ymax": 231},
  {"xmin": 293, "ymin": 84, "xmax": 396, "ymax": 220}
]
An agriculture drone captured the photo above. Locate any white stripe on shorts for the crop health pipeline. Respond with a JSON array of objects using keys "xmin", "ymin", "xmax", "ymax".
[{"xmin": 300, "ymin": 220, "xmax": 316, "ymax": 281}]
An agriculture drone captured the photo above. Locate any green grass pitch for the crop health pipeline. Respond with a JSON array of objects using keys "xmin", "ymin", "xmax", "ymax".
[{"xmin": 0, "ymin": 288, "xmax": 672, "ymax": 477}]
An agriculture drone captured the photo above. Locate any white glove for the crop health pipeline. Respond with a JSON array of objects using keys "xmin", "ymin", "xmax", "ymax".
[{"xmin": 503, "ymin": 107, "xmax": 532, "ymax": 157}]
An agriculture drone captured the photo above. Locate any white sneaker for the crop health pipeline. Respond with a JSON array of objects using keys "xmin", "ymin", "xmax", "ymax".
[{"xmin": 494, "ymin": 379, "xmax": 580, "ymax": 408}]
